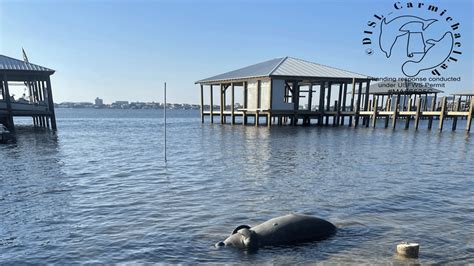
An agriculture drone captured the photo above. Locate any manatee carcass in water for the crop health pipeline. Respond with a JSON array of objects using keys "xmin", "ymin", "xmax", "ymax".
[{"xmin": 215, "ymin": 213, "xmax": 336, "ymax": 250}]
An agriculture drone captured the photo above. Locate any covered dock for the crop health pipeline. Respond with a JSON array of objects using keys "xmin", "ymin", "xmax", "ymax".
[
  {"xmin": 196, "ymin": 57, "xmax": 473, "ymax": 132},
  {"xmin": 0, "ymin": 54, "xmax": 57, "ymax": 131}
]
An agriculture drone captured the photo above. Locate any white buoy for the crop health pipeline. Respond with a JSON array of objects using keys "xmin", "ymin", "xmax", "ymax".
[{"xmin": 396, "ymin": 242, "xmax": 419, "ymax": 258}]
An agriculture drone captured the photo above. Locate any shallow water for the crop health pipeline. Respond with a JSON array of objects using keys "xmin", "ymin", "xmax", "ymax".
[{"xmin": 1, "ymin": 109, "xmax": 473, "ymax": 264}]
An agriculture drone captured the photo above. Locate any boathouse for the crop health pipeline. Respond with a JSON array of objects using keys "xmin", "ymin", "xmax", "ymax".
[
  {"xmin": 196, "ymin": 56, "xmax": 473, "ymax": 132},
  {"xmin": 196, "ymin": 56, "xmax": 373, "ymax": 127},
  {"xmin": 0, "ymin": 54, "xmax": 57, "ymax": 130}
]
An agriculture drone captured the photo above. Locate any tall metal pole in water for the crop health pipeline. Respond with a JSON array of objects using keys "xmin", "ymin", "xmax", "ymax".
[{"xmin": 164, "ymin": 82, "xmax": 167, "ymax": 162}]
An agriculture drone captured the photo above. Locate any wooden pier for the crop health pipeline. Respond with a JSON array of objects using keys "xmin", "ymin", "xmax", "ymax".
[
  {"xmin": 196, "ymin": 57, "xmax": 473, "ymax": 132},
  {"xmin": 0, "ymin": 54, "xmax": 57, "ymax": 131}
]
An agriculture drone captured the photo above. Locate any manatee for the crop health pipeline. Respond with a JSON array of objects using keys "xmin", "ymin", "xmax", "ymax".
[{"xmin": 215, "ymin": 214, "xmax": 336, "ymax": 250}]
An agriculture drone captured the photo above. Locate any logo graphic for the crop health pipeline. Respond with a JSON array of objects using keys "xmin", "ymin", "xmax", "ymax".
[{"xmin": 362, "ymin": 2, "xmax": 462, "ymax": 77}]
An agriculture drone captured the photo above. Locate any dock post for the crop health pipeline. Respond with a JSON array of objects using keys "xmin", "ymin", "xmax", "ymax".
[
  {"xmin": 318, "ymin": 82, "xmax": 325, "ymax": 126},
  {"xmin": 210, "ymin": 85, "xmax": 214, "ymax": 123},
  {"xmin": 384, "ymin": 97, "xmax": 391, "ymax": 128},
  {"xmin": 392, "ymin": 94, "xmax": 400, "ymax": 129},
  {"xmin": 267, "ymin": 113, "xmax": 271, "ymax": 127},
  {"xmin": 243, "ymin": 81, "xmax": 248, "ymax": 125},
  {"xmin": 308, "ymin": 84, "xmax": 313, "ymax": 111},
  {"xmin": 428, "ymin": 97, "xmax": 436, "ymax": 129},
  {"xmin": 415, "ymin": 97, "xmax": 422, "ymax": 130},
  {"xmin": 220, "ymin": 84, "xmax": 224, "ymax": 124},
  {"xmin": 405, "ymin": 98, "xmax": 412, "ymax": 129},
  {"xmin": 337, "ymin": 83, "xmax": 343, "ymax": 125},
  {"xmin": 466, "ymin": 97, "xmax": 474, "ymax": 132},
  {"xmin": 333, "ymin": 100, "xmax": 338, "ymax": 126},
  {"xmin": 439, "ymin": 97, "xmax": 447, "ymax": 131},
  {"xmin": 341, "ymin": 83, "xmax": 347, "ymax": 125},
  {"xmin": 325, "ymin": 82, "xmax": 331, "ymax": 125},
  {"xmin": 231, "ymin": 83, "xmax": 235, "ymax": 125},
  {"xmin": 349, "ymin": 79, "xmax": 355, "ymax": 127},
  {"xmin": 452, "ymin": 97, "xmax": 461, "ymax": 131},
  {"xmin": 200, "ymin": 85, "xmax": 204, "ymax": 123},
  {"xmin": 363, "ymin": 80, "xmax": 370, "ymax": 126},
  {"xmin": 354, "ymin": 81, "xmax": 362, "ymax": 127},
  {"xmin": 2, "ymin": 74, "xmax": 14, "ymax": 130},
  {"xmin": 372, "ymin": 96, "xmax": 378, "ymax": 128}
]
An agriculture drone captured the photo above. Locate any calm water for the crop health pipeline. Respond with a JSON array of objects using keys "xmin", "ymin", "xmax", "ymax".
[{"xmin": 1, "ymin": 109, "xmax": 473, "ymax": 264}]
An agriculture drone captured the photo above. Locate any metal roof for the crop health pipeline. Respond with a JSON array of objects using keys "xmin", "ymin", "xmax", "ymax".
[
  {"xmin": 0, "ymin": 54, "xmax": 54, "ymax": 73},
  {"xmin": 196, "ymin": 56, "xmax": 371, "ymax": 84},
  {"xmin": 367, "ymin": 80, "xmax": 443, "ymax": 95}
]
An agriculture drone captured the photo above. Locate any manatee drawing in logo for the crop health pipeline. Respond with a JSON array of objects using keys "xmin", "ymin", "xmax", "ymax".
[
  {"xmin": 379, "ymin": 15, "xmax": 437, "ymax": 58},
  {"xmin": 402, "ymin": 32, "xmax": 454, "ymax": 77}
]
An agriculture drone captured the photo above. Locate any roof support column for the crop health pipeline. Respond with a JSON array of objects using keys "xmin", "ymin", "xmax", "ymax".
[
  {"xmin": 220, "ymin": 84, "xmax": 224, "ymax": 124},
  {"xmin": 337, "ymin": 83, "xmax": 343, "ymax": 126},
  {"xmin": 292, "ymin": 81, "xmax": 299, "ymax": 126},
  {"xmin": 354, "ymin": 81, "xmax": 362, "ymax": 127},
  {"xmin": 341, "ymin": 83, "xmax": 347, "ymax": 125},
  {"xmin": 210, "ymin": 85, "xmax": 214, "ymax": 123},
  {"xmin": 348, "ymin": 78, "xmax": 355, "ymax": 127},
  {"xmin": 318, "ymin": 82, "xmax": 325, "ymax": 126},
  {"xmin": 2, "ymin": 74, "xmax": 14, "ymax": 130},
  {"xmin": 231, "ymin": 83, "xmax": 235, "ymax": 125},
  {"xmin": 200, "ymin": 85, "xmax": 204, "ymax": 123},
  {"xmin": 46, "ymin": 76, "xmax": 57, "ymax": 130},
  {"xmin": 364, "ymin": 80, "xmax": 371, "ymax": 127},
  {"xmin": 325, "ymin": 82, "xmax": 332, "ymax": 126}
]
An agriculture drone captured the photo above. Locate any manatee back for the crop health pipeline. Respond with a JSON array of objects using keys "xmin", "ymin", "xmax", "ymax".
[{"xmin": 252, "ymin": 214, "xmax": 336, "ymax": 246}]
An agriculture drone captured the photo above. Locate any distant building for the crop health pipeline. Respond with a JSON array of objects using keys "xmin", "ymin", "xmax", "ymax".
[{"xmin": 95, "ymin": 97, "xmax": 104, "ymax": 106}]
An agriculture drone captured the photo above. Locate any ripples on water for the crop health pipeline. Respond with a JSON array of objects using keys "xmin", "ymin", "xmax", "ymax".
[{"xmin": 1, "ymin": 109, "xmax": 473, "ymax": 263}]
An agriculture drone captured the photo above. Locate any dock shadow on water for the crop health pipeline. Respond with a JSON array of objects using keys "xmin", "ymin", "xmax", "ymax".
[{"xmin": 1, "ymin": 109, "xmax": 473, "ymax": 264}]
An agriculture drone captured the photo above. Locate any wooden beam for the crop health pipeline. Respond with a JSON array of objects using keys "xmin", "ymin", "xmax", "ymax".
[
  {"xmin": 200, "ymin": 84, "xmax": 204, "ymax": 123},
  {"xmin": 439, "ymin": 96, "xmax": 447, "ymax": 131},
  {"xmin": 414, "ymin": 97, "xmax": 422, "ymax": 130},
  {"xmin": 384, "ymin": 96, "xmax": 391, "ymax": 128}
]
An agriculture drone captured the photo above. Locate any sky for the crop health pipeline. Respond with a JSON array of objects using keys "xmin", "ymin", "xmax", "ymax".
[{"xmin": 1, "ymin": 0, "xmax": 472, "ymax": 104}]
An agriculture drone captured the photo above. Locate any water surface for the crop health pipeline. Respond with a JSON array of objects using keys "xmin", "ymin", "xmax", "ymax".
[{"xmin": 1, "ymin": 109, "xmax": 473, "ymax": 263}]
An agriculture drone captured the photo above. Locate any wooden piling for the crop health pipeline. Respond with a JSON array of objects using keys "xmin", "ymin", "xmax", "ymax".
[
  {"xmin": 467, "ymin": 97, "xmax": 474, "ymax": 132},
  {"xmin": 336, "ymin": 83, "xmax": 343, "ymax": 125},
  {"xmin": 325, "ymin": 82, "xmax": 332, "ymax": 125},
  {"xmin": 348, "ymin": 79, "xmax": 355, "ymax": 127},
  {"xmin": 439, "ymin": 97, "xmax": 447, "ymax": 131},
  {"xmin": 319, "ymin": 82, "xmax": 325, "ymax": 126},
  {"xmin": 405, "ymin": 98, "xmax": 412, "ymax": 129},
  {"xmin": 200, "ymin": 85, "xmax": 204, "ymax": 123},
  {"xmin": 372, "ymin": 96, "xmax": 378, "ymax": 128},
  {"xmin": 341, "ymin": 83, "xmax": 347, "ymax": 125},
  {"xmin": 354, "ymin": 82, "xmax": 362, "ymax": 127},
  {"xmin": 231, "ymin": 83, "xmax": 235, "ymax": 125},
  {"xmin": 210, "ymin": 85, "xmax": 214, "ymax": 123},
  {"xmin": 220, "ymin": 84, "xmax": 224, "ymax": 124},
  {"xmin": 392, "ymin": 94, "xmax": 400, "ymax": 129},
  {"xmin": 452, "ymin": 97, "xmax": 461, "ymax": 131},
  {"xmin": 428, "ymin": 97, "xmax": 436, "ymax": 129},
  {"xmin": 414, "ymin": 97, "xmax": 422, "ymax": 130}
]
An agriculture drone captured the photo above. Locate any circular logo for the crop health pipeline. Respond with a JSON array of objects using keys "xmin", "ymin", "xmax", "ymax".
[{"xmin": 362, "ymin": 2, "xmax": 462, "ymax": 77}]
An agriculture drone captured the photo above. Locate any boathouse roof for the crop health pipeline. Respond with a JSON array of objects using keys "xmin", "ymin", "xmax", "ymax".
[
  {"xmin": 0, "ymin": 54, "xmax": 55, "ymax": 74},
  {"xmin": 367, "ymin": 80, "xmax": 443, "ymax": 95},
  {"xmin": 196, "ymin": 57, "xmax": 371, "ymax": 84}
]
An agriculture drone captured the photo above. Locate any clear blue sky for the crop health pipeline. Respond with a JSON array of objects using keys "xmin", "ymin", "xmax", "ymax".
[{"xmin": 1, "ymin": 0, "xmax": 472, "ymax": 104}]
